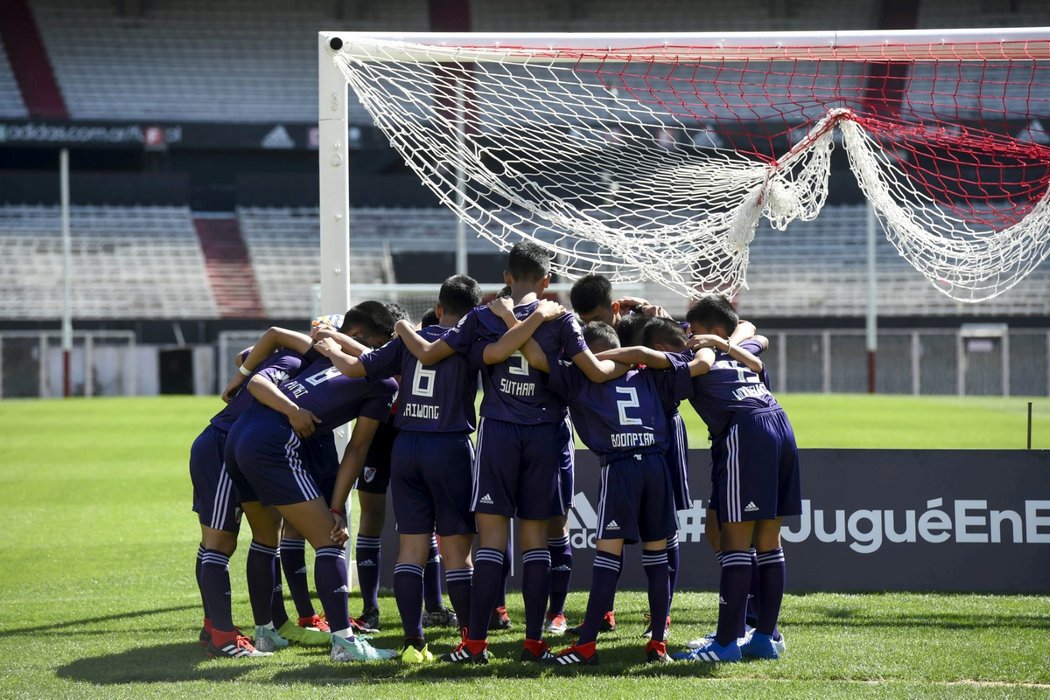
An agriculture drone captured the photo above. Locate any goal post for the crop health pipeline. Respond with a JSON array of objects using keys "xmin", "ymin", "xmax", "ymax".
[{"xmin": 319, "ymin": 27, "xmax": 1050, "ymax": 306}]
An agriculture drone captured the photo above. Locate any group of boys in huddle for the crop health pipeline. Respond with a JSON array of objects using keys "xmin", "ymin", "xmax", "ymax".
[{"xmin": 188, "ymin": 241, "xmax": 801, "ymax": 666}]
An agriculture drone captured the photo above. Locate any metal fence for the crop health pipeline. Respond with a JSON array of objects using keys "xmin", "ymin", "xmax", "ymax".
[
  {"xmin": 766, "ymin": 328, "xmax": 1050, "ymax": 396},
  {"xmin": 0, "ymin": 330, "xmax": 136, "ymax": 398},
  {"xmin": 1, "ymin": 327, "xmax": 1047, "ymax": 398}
]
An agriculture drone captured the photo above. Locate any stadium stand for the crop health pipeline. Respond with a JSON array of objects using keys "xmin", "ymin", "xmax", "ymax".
[
  {"xmin": 739, "ymin": 204, "xmax": 1050, "ymax": 318},
  {"xmin": 238, "ymin": 206, "xmax": 396, "ymax": 318},
  {"xmin": 471, "ymin": 0, "xmax": 878, "ymax": 32},
  {"xmin": 27, "ymin": 0, "xmax": 381, "ymax": 124},
  {"xmin": 916, "ymin": 0, "xmax": 1050, "ymax": 28},
  {"xmin": 0, "ymin": 205, "xmax": 217, "ymax": 319},
  {"xmin": 0, "ymin": 33, "xmax": 29, "ymax": 118}
]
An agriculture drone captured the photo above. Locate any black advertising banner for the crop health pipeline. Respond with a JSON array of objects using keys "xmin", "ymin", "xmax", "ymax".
[{"xmin": 374, "ymin": 449, "xmax": 1050, "ymax": 594}]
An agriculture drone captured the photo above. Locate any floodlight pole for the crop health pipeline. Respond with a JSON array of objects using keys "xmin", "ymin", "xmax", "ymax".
[
  {"xmin": 318, "ymin": 33, "xmax": 352, "ymax": 529},
  {"xmin": 60, "ymin": 148, "xmax": 72, "ymax": 398}
]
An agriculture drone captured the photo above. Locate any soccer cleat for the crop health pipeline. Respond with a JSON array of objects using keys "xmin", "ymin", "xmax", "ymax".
[
  {"xmin": 207, "ymin": 631, "xmax": 272, "ymax": 658},
  {"xmin": 641, "ymin": 613, "xmax": 671, "ymax": 640},
  {"xmin": 298, "ymin": 614, "xmax": 331, "ymax": 632},
  {"xmin": 545, "ymin": 641, "xmax": 598, "ymax": 666},
  {"xmin": 672, "ymin": 637, "xmax": 742, "ymax": 663},
  {"xmin": 198, "ymin": 625, "xmax": 211, "ymax": 648},
  {"xmin": 685, "ymin": 624, "xmax": 753, "ymax": 650},
  {"xmin": 439, "ymin": 640, "xmax": 490, "ymax": 665},
  {"xmin": 645, "ymin": 640, "xmax": 670, "ymax": 664},
  {"xmin": 544, "ymin": 613, "xmax": 568, "ymax": 635},
  {"xmin": 519, "ymin": 638, "xmax": 553, "ymax": 663},
  {"xmin": 348, "ymin": 617, "xmax": 378, "ymax": 635},
  {"xmin": 566, "ymin": 610, "xmax": 616, "ymax": 636},
  {"xmin": 490, "ymin": 605, "xmax": 512, "ymax": 630},
  {"xmin": 352, "ymin": 607, "xmax": 380, "ymax": 633},
  {"xmin": 741, "ymin": 631, "xmax": 785, "ymax": 660},
  {"xmin": 278, "ymin": 619, "xmax": 331, "ymax": 646},
  {"xmin": 401, "ymin": 641, "xmax": 435, "ymax": 664},
  {"xmin": 330, "ymin": 634, "xmax": 399, "ymax": 662},
  {"xmin": 422, "ymin": 607, "xmax": 459, "ymax": 629},
  {"xmin": 253, "ymin": 625, "xmax": 290, "ymax": 652}
]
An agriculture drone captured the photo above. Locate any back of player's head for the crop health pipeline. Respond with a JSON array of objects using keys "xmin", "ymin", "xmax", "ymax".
[
  {"xmin": 582, "ymin": 321, "xmax": 620, "ymax": 353},
  {"xmin": 385, "ymin": 302, "xmax": 410, "ymax": 324},
  {"xmin": 686, "ymin": 294, "xmax": 739, "ymax": 334},
  {"xmin": 496, "ymin": 285, "xmax": 512, "ymax": 298},
  {"xmin": 642, "ymin": 317, "xmax": 688, "ymax": 350},
  {"xmin": 438, "ymin": 274, "xmax": 482, "ymax": 316},
  {"xmin": 341, "ymin": 300, "xmax": 398, "ymax": 341},
  {"xmin": 507, "ymin": 242, "xmax": 551, "ymax": 283},
  {"xmin": 615, "ymin": 314, "xmax": 649, "ymax": 347},
  {"xmin": 569, "ymin": 274, "xmax": 613, "ymax": 316},
  {"xmin": 420, "ymin": 308, "xmax": 440, "ymax": 327}
]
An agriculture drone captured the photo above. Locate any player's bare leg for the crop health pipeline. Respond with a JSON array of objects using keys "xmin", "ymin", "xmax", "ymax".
[{"xmin": 274, "ymin": 498, "xmax": 397, "ymax": 661}]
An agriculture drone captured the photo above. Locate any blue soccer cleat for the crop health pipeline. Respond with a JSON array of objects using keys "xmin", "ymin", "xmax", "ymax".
[
  {"xmin": 741, "ymin": 631, "xmax": 785, "ymax": 659},
  {"xmin": 672, "ymin": 637, "xmax": 741, "ymax": 662}
]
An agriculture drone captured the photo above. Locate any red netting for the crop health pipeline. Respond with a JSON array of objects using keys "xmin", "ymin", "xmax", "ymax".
[{"xmin": 569, "ymin": 42, "xmax": 1050, "ymax": 230}]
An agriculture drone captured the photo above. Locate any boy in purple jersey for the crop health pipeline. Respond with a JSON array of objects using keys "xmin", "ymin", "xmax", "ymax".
[
  {"xmin": 515, "ymin": 321, "xmax": 696, "ymax": 664},
  {"xmin": 317, "ymin": 277, "xmax": 568, "ymax": 663},
  {"xmin": 220, "ymin": 306, "xmax": 402, "ymax": 663},
  {"xmin": 565, "ymin": 275, "xmax": 675, "ymax": 638},
  {"xmin": 392, "ymin": 243, "xmax": 623, "ymax": 664},
  {"xmin": 190, "ymin": 345, "xmax": 305, "ymax": 658},
  {"xmin": 314, "ymin": 276, "xmax": 485, "ymax": 662},
  {"xmin": 600, "ymin": 295, "xmax": 800, "ymax": 663}
]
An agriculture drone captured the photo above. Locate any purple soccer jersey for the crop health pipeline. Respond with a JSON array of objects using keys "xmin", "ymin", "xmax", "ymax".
[
  {"xmin": 441, "ymin": 302, "xmax": 587, "ymax": 425},
  {"xmin": 360, "ymin": 325, "xmax": 481, "ymax": 433},
  {"xmin": 277, "ymin": 356, "xmax": 397, "ymax": 432},
  {"xmin": 546, "ymin": 355, "xmax": 692, "ymax": 457},
  {"xmin": 674, "ymin": 338, "xmax": 778, "ymax": 439},
  {"xmin": 210, "ymin": 349, "xmax": 304, "ymax": 432}
]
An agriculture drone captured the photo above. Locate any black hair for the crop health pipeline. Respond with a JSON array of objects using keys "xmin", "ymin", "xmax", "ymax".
[
  {"xmin": 438, "ymin": 274, "xmax": 482, "ymax": 316},
  {"xmin": 582, "ymin": 321, "xmax": 620, "ymax": 353},
  {"xmin": 615, "ymin": 314, "xmax": 649, "ymax": 347},
  {"xmin": 385, "ymin": 302, "xmax": 410, "ymax": 325},
  {"xmin": 642, "ymin": 317, "xmax": 688, "ymax": 350},
  {"xmin": 496, "ymin": 285, "xmax": 512, "ymax": 299},
  {"xmin": 341, "ymin": 300, "xmax": 399, "ymax": 339},
  {"xmin": 507, "ymin": 242, "xmax": 551, "ymax": 283},
  {"xmin": 569, "ymin": 274, "xmax": 613, "ymax": 315},
  {"xmin": 420, "ymin": 308, "xmax": 440, "ymax": 327},
  {"xmin": 686, "ymin": 294, "xmax": 739, "ymax": 334}
]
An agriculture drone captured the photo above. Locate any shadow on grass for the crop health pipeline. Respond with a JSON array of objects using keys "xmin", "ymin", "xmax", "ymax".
[
  {"xmin": 56, "ymin": 643, "xmax": 255, "ymax": 684},
  {"xmin": 267, "ymin": 637, "xmax": 722, "ymax": 686},
  {"xmin": 0, "ymin": 604, "xmax": 199, "ymax": 639},
  {"xmin": 792, "ymin": 607, "xmax": 1050, "ymax": 631}
]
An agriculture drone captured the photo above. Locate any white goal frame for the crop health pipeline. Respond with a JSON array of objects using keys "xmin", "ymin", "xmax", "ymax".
[{"xmin": 317, "ymin": 27, "xmax": 1050, "ymax": 314}]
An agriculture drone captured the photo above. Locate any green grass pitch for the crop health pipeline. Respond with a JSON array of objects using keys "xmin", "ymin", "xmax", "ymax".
[{"xmin": 0, "ymin": 395, "xmax": 1048, "ymax": 698}]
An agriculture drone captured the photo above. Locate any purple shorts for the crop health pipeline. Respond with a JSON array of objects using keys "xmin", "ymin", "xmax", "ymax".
[
  {"xmin": 666, "ymin": 411, "xmax": 691, "ymax": 511},
  {"xmin": 595, "ymin": 450, "xmax": 678, "ymax": 544},
  {"xmin": 225, "ymin": 404, "xmax": 324, "ymax": 507},
  {"xmin": 711, "ymin": 407, "xmax": 802, "ymax": 524},
  {"xmin": 390, "ymin": 431, "xmax": 476, "ymax": 536},
  {"xmin": 189, "ymin": 424, "xmax": 242, "ymax": 533},
  {"xmin": 471, "ymin": 417, "xmax": 569, "ymax": 520}
]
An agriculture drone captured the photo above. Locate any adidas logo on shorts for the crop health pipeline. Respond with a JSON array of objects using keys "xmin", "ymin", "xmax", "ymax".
[
  {"xmin": 479, "ymin": 494, "xmax": 494, "ymax": 505},
  {"xmin": 605, "ymin": 520, "xmax": 620, "ymax": 531},
  {"xmin": 744, "ymin": 501, "xmax": 759, "ymax": 512}
]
